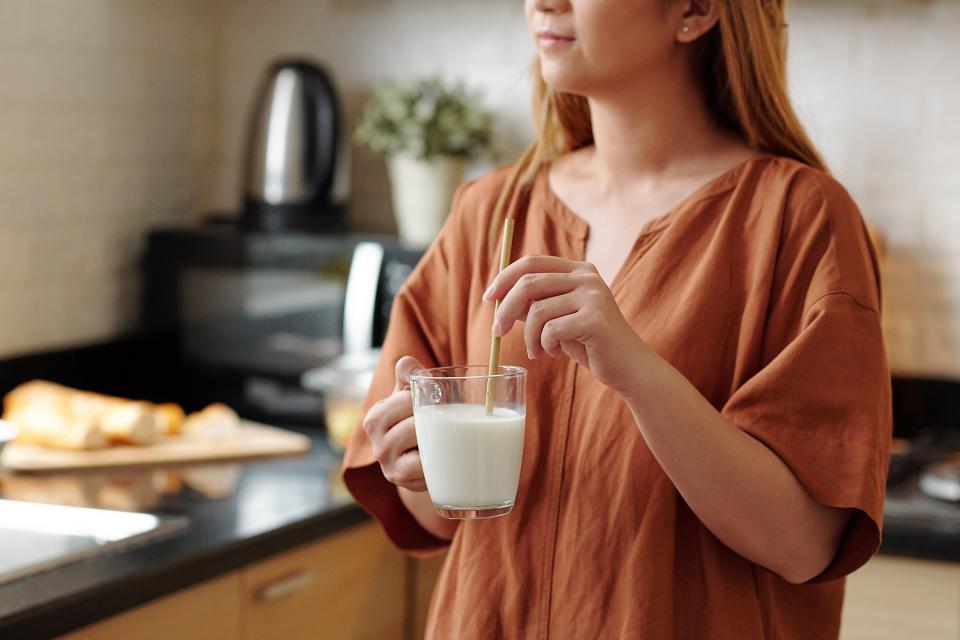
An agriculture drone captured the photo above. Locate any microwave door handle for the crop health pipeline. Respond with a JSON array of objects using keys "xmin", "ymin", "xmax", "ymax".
[{"xmin": 342, "ymin": 242, "xmax": 385, "ymax": 355}]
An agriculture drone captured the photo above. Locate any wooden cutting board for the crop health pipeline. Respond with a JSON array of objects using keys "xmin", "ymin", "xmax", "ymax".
[{"xmin": 0, "ymin": 420, "xmax": 312, "ymax": 472}]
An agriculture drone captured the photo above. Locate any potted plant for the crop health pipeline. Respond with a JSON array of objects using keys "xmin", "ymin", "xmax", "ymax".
[{"xmin": 355, "ymin": 77, "xmax": 493, "ymax": 248}]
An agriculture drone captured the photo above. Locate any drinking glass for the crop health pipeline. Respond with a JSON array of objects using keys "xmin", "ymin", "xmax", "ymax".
[{"xmin": 410, "ymin": 365, "xmax": 526, "ymax": 519}]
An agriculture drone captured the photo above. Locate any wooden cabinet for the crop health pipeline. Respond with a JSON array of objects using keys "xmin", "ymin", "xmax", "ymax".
[
  {"xmin": 405, "ymin": 552, "xmax": 960, "ymax": 640},
  {"xmin": 60, "ymin": 537, "xmax": 960, "ymax": 640},
  {"xmin": 61, "ymin": 572, "xmax": 242, "ymax": 640},
  {"xmin": 412, "ymin": 553, "xmax": 446, "ymax": 639},
  {"xmin": 409, "ymin": 551, "xmax": 960, "ymax": 640},
  {"xmin": 60, "ymin": 522, "xmax": 409, "ymax": 640},
  {"xmin": 241, "ymin": 523, "xmax": 406, "ymax": 640},
  {"xmin": 841, "ymin": 554, "xmax": 960, "ymax": 639}
]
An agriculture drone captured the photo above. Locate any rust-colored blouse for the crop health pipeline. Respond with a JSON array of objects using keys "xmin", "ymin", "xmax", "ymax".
[{"xmin": 343, "ymin": 155, "xmax": 892, "ymax": 639}]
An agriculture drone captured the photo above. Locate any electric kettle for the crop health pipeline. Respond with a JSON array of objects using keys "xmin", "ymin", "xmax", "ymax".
[{"xmin": 243, "ymin": 59, "xmax": 350, "ymax": 231}]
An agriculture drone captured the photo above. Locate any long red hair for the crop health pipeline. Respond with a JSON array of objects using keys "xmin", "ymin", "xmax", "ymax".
[{"xmin": 488, "ymin": 0, "xmax": 824, "ymax": 247}]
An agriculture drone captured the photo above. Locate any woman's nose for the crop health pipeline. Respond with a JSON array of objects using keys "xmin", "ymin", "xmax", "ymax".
[{"xmin": 531, "ymin": 0, "xmax": 570, "ymax": 13}]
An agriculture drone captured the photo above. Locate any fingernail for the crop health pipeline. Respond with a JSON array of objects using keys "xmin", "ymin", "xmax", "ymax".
[
  {"xmin": 527, "ymin": 349, "xmax": 535, "ymax": 360},
  {"xmin": 483, "ymin": 284, "xmax": 495, "ymax": 301},
  {"xmin": 491, "ymin": 320, "xmax": 502, "ymax": 336}
]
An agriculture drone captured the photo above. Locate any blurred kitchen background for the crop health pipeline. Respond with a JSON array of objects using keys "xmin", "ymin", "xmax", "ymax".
[{"xmin": 0, "ymin": 1, "xmax": 958, "ymax": 639}]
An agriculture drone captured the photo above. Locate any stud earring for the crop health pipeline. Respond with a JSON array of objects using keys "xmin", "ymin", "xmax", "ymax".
[{"xmin": 681, "ymin": 26, "xmax": 690, "ymax": 33}]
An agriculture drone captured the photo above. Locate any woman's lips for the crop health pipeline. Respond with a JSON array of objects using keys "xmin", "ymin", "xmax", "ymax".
[{"xmin": 537, "ymin": 31, "xmax": 575, "ymax": 49}]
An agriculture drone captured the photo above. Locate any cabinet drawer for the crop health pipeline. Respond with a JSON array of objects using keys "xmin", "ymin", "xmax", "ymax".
[
  {"xmin": 242, "ymin": 522, "xmax": 406, "ymax": 640},
  {"xmin": 841, "ymin": 555, "xmax": 960, "ymax": 639},
  {"xmin": 414, "ymin": 552, "xmax": 446, "ymax": 639},
  {"xmin": 60, "ymin": 572, "xmax": 242, "ymax": 640}
]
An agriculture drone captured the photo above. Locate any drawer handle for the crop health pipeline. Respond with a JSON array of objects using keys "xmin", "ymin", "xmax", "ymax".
[{"xmin": 257, "ymin": 569, "xmax": 315, "ymax": 602}]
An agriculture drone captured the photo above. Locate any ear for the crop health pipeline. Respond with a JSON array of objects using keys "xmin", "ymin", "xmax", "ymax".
[{"xmin": 676, "ymin": 0, "xmax": 720, "ymax": 43}]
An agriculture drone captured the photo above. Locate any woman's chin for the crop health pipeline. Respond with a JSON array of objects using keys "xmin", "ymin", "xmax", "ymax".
[{"xmin": 538, "ymin": 66, "xmax": 588, "ymax": 96}]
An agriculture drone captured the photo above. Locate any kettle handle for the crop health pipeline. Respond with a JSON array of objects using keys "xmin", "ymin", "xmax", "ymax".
[{"xmin": 300, "ymin": 63, "xmax": 340, "ymax": 203}]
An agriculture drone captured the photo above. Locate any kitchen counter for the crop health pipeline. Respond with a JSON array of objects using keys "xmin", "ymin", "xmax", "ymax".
[
  {"xmin": 880, "ymin": 377, "xmax": 960, "ymax": 562},
  {"xmin": 0, "ymin": 429, "xmax": 367, "ymax": 638},
  {"xmin": 882, "ymin": 491, "xmax": 960, "ymax": 562},
  {"xmin": 0, "ymin": 338, "xmax": 957, "ymax": 637}
]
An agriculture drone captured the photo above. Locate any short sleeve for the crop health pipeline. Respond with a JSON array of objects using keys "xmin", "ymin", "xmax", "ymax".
[
  {"xmin": 721, "ymin": 293, "xmax": 891, "ymax": 582},
  {"xmin": 721, "ymin": 169, "xmax": 892, "ymax": 583},
  {"xmin": 341, "ymin": 181, "xmax": 477, "ymax": 555}
]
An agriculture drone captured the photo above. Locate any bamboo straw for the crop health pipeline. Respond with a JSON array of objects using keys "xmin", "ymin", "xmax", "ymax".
[{"xmin": 485, "ymin": 218, "xmax": 516, "ymax": 415}]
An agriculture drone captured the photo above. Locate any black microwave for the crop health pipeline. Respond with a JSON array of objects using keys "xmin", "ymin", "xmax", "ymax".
[{"xmin": 142, "ymin": 221, "xmax": 422, "ymax": 423}]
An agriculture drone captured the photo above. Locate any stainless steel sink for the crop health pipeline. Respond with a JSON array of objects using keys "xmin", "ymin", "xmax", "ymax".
[{"xmin": 0, "ymin": 499, "xmax": 188, "ymax": 585}]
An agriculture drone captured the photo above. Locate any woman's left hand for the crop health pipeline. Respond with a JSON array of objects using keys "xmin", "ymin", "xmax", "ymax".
[{"xmin": 483, "ymin": 255, "xmax": 652, "ymax": 398}]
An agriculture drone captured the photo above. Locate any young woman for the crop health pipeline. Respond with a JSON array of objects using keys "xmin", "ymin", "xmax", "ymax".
[{"xmin": 345, "ymin": 0, "xmax": 891, "ymax": 637}]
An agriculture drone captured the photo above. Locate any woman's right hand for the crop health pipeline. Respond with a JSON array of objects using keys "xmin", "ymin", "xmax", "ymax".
[{"xmin": 362, "ymin": 355, "xmax": 427, "ymax": 492}]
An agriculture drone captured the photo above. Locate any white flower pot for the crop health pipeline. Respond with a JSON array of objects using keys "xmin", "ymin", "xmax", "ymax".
[{"xmin": 387, "ymin": 153, "xmax": 467, "ymax": 249}]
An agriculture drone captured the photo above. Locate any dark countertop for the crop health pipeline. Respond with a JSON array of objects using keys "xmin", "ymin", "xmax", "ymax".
[
  {"xmin": 0, "ymin": 429, "xmax": 367, "ymax": 638},
  {"xmin": 883, "ymin": 510, "xmax": 960, "ymax": 562},
  {"xmin": 0, "ymin": 434, "xmax": 955, "ymax": 640},
  {"xmin": 882, "ymin": 455, "xmax": 960, "ymax": 563},
  {"xmin": 0, "ymin": 335, "xmax": 957, "ymax": 638}
]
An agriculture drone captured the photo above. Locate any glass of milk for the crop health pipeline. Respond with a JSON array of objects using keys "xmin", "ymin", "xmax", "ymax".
[{"xmin": 410, "ymin": 365, "xmax": 526, "ymax": 519}]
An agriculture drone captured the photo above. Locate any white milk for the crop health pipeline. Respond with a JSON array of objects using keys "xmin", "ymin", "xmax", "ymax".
[{"xmin": 414, "ymin": 403, "xmax": 526, "ymax": 508}]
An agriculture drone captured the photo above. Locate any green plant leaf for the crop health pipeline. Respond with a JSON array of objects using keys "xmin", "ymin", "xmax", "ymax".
[{"xmin": 354, "ymin": 76, "xmax": 494, "ymax": 159}]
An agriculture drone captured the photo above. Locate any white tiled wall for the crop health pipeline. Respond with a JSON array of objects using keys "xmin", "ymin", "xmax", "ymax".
[
  {"xmin": 208, "ymin": 0, "xmax": 533, "ymax": 232},
  {"xmin": 208, "ymin": 0, "xmax": 960, "ymax": 378},
  {"xmin": 3, "ymin": 0, "xmax": 958, "ymax": 377},
  {"xmin": 0, "ymin": 0, "xmax": 221, "ymax": 357},
  {"xmin": 788, "ymin": 1, "xmax": 960, "ymax": 378}
]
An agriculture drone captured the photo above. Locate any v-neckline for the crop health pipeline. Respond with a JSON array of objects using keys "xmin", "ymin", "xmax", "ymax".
[{"xmin": 539, "ymin": 153, "xmax": 771, "ymax": 290}]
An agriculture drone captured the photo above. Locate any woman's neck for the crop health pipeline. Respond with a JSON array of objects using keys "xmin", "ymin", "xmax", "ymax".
[{"xmin": 585, "ymin": 67, "xmax": 741, "ymax": 190}]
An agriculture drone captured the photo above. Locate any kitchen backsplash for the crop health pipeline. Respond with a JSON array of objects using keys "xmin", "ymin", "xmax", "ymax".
[
  {"xmin": 788, "ymin": 2, "xmax": 960, "ymax": 379},
  {"xmin": 208, "ymin": 0, "xmax": 960, "ymax": 379},
  {"xmin": 1, "ymin": 0, "xmax": 957, "ymax": 379},
  {"xmin": 0, "ymin": 0, "xmax": 220, "ymax": 358},
  {"xmin": 206, "ymin": 0, "xmax": 535, "ymax": 233}
]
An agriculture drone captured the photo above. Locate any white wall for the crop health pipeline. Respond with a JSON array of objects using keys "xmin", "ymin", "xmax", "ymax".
[
  {"xmin": 2, "ymin": 0, "xmax": 956, "ymax": 377},
  {"xmin": 0, "ymin": 0, "xmax": 222, "ymax": 357},
  {"xmin": 787, "ymin": 1, "xmax": 960, "ymax": 377},
  {"xmin": 210, "ymin": 0, "xmax": 960, "ymax": 378},
  {"xmin": 208, "ymin": 0, "xmax": 534, "ymax": 232}
]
